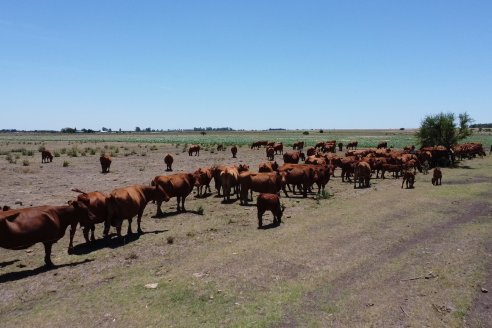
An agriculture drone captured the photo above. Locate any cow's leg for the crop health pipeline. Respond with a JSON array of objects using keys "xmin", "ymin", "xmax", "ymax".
[
  {"xmin": 68, "ymin": 222, "xmax": 77, "ymax": 254},
  {"xmin": 156, "ymin": 201, "xmax": 163, "ymax": 216},
  {"xmin": 127, "ymin": 218, "xmax": 133, "ymax": 235},
  {"xmin": 257, "ymin": 210, "xmax": 264, "ymax": 229},
  {"xmin": 176, "ymin": 196, "xmax": 181, "ymax": 211},
  {"xmin": 181, "ymin": 196, "xmax": 186, "ymax": 212},
  {"xmin": 90, "ymin": 225, "xmax": 96, "ymax": 242},
  {"xmin": 137, "ymin": 209, "xmax": 144, "ymax": 234},
  {"xmin": 116, "ymin": 224, "xmax": 122, "ymax": 237},
  {"xmin": 43, "ymin": 242, "xmax": 54, "ymax": 267},
  {"xmin": 83, "ymin": 226, "xmax": 90, "ymax": 243}
]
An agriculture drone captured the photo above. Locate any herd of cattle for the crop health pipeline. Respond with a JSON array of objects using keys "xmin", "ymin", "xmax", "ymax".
[{"xmin": 0, "ymin": 140, "xmax": 488, "ymax": 268}]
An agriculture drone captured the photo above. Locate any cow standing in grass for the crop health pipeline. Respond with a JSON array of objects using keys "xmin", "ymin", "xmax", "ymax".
[
  {"xmin": 164, "ymin": 154, "xmax": 173, "ymax": 171},
  {"xmin": 257, "ymin": 194, "xmax": 284, "ymax": 229}
]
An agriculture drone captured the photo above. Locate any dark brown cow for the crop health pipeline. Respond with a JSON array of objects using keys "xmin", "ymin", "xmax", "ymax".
[
  {"xmin": 354, "ymin": 161, "xmax": 371, "ymax": 189},
  {"xmin": 210, "ymin": 164, "xmax": 227, "ymax": 196},
  {"xmin": 338, "ymin": 142, "xmax": 343, "ymax": 152},
  {"xmin": 381, "ymin": 163, "xmax": 402, "ymax": 179},
  {"xmin": 100, "ymin": 155, "xmax": 112, "ymax": 173},
  {"xmin": 152, "ymin": 173, "xmax": 196, "ymax": 214},
  {"xmin": 188, "ymin": 145, "xmax": 200, "ymax": 156},
  {"xmin": 283, "ymin": 151, "xmax": 305, "ymax": 164},
  {"xmin": 306, "ymin": 147, "xmax": 317, "ymax": 157},
  {"xmin": 41, "ymin": 150, "xmax": 53, "ymax": 163},
  {"xmin": 266, "ymin": 147, "xmax": 275, "ymax": 161},
  {"xmin": 293, "ymin": 141, "xmax": 304, "ymax": 150},
  {"xmin": 432, "ymin": 168, "xmax": 442, "ymax": 185},
  {"xmin": 401, "ymin": 170, "xmax": 415, "ymax": 189},
  {"xmin": 257, "ymin": 194, "xmax": 284, "ymax": 229},
  {"xmin": 259, "ymin": 161, "xmax": 279, "ymax": 172},
  {"xmin": 273, "ymin": 143, "xmax": 283, "ymax": 155},
  {"xmin": 217, "ymin": 144, "xmax": 225, "ymax": 151},
  {"xmin": 2, "ymin": 205, "xmax": 11, "ymax": 211},
  {"xmin": 70, "ymin": 188, "xmax": 109, "ymax": 243},
  {"xmin": 193, "ymin": 167, "xmax": 213, "ymax": 197},
  {"xmin": 231, "ymin": 145, "xmax": 238, "ymax": 158},
  {"xmin": 279, "ymin": 165, "xmax": 317, "ymax": 198},
  {"xmin": 164, "ymin": 154, "xmax": 174, "ymax": 171},
  {"xmin": 333, "ymin": 157, "xmax": 357, "ymax": 182},
  {"xmin": 105, "ymin": 185, "xmax": 169, "ymax": 237},
  {"xmin": 346, "ymin": 141, "xmax": 358, "ymax": 150},
  {"xmin": 220, "ymin": 166, "xmax": 240, "ymax": 202},
  {"xmin": 267, "ymin": 141, "xmax": 275, "ymax": 148},
  {"xmin": 251, "ymin": 140, "xmax": 268, "ymax": 149},
  {"xmin": 377, "ymin": 141, "xmax": 388, "ymax": 149},
  {"xmin": 239, "ymin": 172, "xmax": 282, "ymax": 205},
  {"xmin": 0, "ymin": 201, "xmax": 96, "ymax": 266}
]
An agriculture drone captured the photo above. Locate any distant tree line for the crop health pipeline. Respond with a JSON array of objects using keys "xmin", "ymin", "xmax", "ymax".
[{"xmin": 470, "ymin": 123, "xmax": 492, "ymax": 128}]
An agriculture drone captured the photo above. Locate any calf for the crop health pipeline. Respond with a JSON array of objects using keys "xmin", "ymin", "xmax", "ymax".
[
  {"xmin": 0, "ymin": 201, "xmax": 96, "ymax": 266},
  {"xmin": 164, "ymin": 154, "xmax": 174, "ymax": 171},
  {"xmin": 256, "ymin": 193, "xmax": 284, "ymax": 229},
  {"xmin": 432, "ymin": 168, "xmax": 442, "ymax": 185},
  {"xmin": 401, "ymin": 170, "xmax": 415, "ymax": 189},
  {"xmin": 266, "ymin": 147, "xmax": 275, "ymax": 161},
  {"xmin": 100, "ymin": 155, "xmax": 112, "ymax": 173}
]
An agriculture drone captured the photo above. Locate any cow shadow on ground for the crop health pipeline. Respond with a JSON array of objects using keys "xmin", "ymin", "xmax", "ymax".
[
  {"xmin": 0, "ymin": 259, "xmax": 94, "ymax": 283},
  {"xmin": 221, "ymin": 198, "xmax": 239, "ymax": 205},
  {"xmin": 70, "ymin": 230, "xmax": 167, "ymax": 255},
  {"xmin": 258, "ymin": 222, "xmax": 281, "ymax": 230},
  {"xmin": 0, "ymin": 259, "xmax": 20, "ymax": 268},
  {"xmin": 152, "ymin": 210, "xmax": 202, "ymax": 219},
  {"xmin": 194, "ymin": 193, "xmax": 213, "ymax": 199}
]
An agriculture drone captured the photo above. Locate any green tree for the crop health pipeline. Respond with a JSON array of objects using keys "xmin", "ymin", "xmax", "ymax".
[{"xmin": 416, "ymin": 112, "xmax": 473, "ymax": 148}]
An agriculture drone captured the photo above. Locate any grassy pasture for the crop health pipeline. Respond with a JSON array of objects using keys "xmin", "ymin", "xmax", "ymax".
[{"xmin": 0, "ymin": 131, "xmax": 491, "ymax": 327}]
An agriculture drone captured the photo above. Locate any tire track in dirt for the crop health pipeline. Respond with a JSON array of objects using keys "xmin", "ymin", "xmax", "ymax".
[{"xmin": 277, "ymin": 190, "xmax": 492, "ymax": 327}]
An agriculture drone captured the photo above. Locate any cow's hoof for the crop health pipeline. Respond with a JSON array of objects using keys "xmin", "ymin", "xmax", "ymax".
[
  {"xmin": 67, "ymin": 248, "xmax": 74, "ymax": 255},
  {"xmin": 137, "ymin": 229, "xmax": 143, "ymax": 234},
  {"xmin": 44, "ymin": 261, "xmax": 54, "ymax": 268}
]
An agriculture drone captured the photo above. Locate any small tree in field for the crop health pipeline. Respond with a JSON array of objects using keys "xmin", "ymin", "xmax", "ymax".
[{"xmin": 416, "ymin": 112, "xmax": 473, "ymax": 148}]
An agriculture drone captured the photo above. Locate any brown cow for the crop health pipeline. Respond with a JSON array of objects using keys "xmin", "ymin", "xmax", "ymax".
[
  {"xmin": 239, "ymin": 172, "xmax": 282, "ymax": 205},
  {"xmin": 251, "ymin": 140, "xmax": 268, "ymax": 149},
  {"xmin": 377, "ymin": 141, "xmax": 388, "ymax": 149},
  {"xmin": 266, "ymin": 147, "xmax": 275, "ymax": 161},
  {"xmin": 0, "ymin": 201, "xmax": 96, "ymax": 266},
  {"xmin": 273, "ymin": 143, "xmax": 284, "ymax": 155},
  {"xmin": 193, "ymin": 167, "xmax": 213, "ymax": 197},
  {"xmin": 164, "ymin": 154, "xmax": 174, "ymax": 171},
  {"xmin": 70, "ymin": 188, "xmax": 109, "ymax": 243},
  {"xmin": 306, "ymin": 147, "xmax": 317, "ymax": 157},
  {"xmin": 381, "ymin": 163, "xmax": 402, "ymax": 179},
  {"xmin": 105, "ymin": 184, "xmax": 169, "ymax": 237},
  {"xmin": 401, "ymin": 170, "xmax": 415, "ymax": 189},
  {"xmin": 220, "ymin": 166, "xmax": 240, "ymax": 202},
  {"xmin": 217, "ymin": 144, "xmax": 225, "ymax": 151},
  {"xmin": 432, "ymin": 168, "xmax": 442, "ymax": 185},
  {"xmin": 231, "ymin": 145, "xmax": 238, "ymax": 158},
  {"xmin": 293, "ymin": 141, "xmax": 304, "ymax": 150},
  {"xmin": 280, "ymin": 166, "xmax": 316, "ymax": 198},
  {"xmin": 41, "ymin": 150, "xmax": 53, "ymax": 163},
  {"xmin": 152, "ymin": 173, "xmax": 196, "ymax": 214},
  {"xmin": 354, "ymin": 161, "xmax": 371, "ymax": 189},
  {"xmin": 210, "ymin": 164, "xmax": 227, "ymax": 196},
  {"xmin": 338, "ymin": 142, "xmax": 343, "ymax": 152},
  {"xmin": 259, "ymin": 161, "xmax": 279, "ymax": 172},
  {"xmin": 100, "ymin": 155, "xmax": 112, "ymax": 173},
  {"xmin": 188, "ymin": 145, "xmax": 200, "ymax": 156},
  {"xmin": 283, "ymin": 151, "xmax": 305, "ymax": 164},
  {"xmin": 2, "ymin": 205, "xmax": 11, "ymax": 211},
  {"xmin": 257, "ymin": 193, "xmax": 284, "ymax": 229},
  {"xmin": 346, "ymin": 141, "xmax": 358, "ymax": 150}
]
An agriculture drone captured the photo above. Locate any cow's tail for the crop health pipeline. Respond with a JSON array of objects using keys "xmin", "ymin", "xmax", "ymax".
[{"xmin": 71, "ymin": 188, "xmax": 88, "ymax": 195}]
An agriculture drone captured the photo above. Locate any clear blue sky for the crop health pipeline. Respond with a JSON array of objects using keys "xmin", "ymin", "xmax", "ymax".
[{"xmin": 1, "ymin": 1, "xmax": 491, "ymax": 131}]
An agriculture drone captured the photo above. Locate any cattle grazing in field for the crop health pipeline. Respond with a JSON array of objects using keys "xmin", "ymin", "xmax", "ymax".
[
  {"xmin": 432, "ymin": 168, "xmax": 442, "ymax": 185},
  {"xmin": 193, "ymin": 167, "xmax": 213, "ymax": 197},
  {"xmin": 164, "ymin": 154, "xmax": 174, "ymax": 171},
  {"xmin": 333, "ymin": 157, "xmax": 357, "ymax": 182},
  {"xmin": 239, "ymin": 172, "xmax": 282, "ymax": 205},
  {"xmin": 273, "ymin": 143, "xmax": 284, "ymax": 155},
  {"xmin": 283, "ymin": 151, "xmax": 305, "ymax": 164},
  {"xmin": 106, "ymin": 184, "xmax": 169, "ymax": 237},
  {"xmin": 377, "ymin": 141, "xmax": 387, "ymax": 149},
  {"xmin": 257, "ymin": 194, "xmax": 284, "ymax": 229},
  {"xmin": 0, "ymin": 201, "xmax": 96, "ymax": 266},
  {"xmin": 346, "ymin": 141, "xmax": 358, "ymax": 150},
  {"xmin": 251, "ymin": 140, "xmax": 268, "ymax": 149},
  {"xmin": 217, "ymin": 144, "xmax": 225, "ymax": 151},
  {"xmin": 354, "ymin": 161, "xmax": 371, "ymax": 189},
  {"xmin": 100, "ymin": 155, "xmax": 112, "ymax": 173},
  {"xmin": 41, "ymin": 150, "xmax": 53, "ymax": 163},
  {"xmin": 231, "ymin": 145, "xmax": 238, "ymax": 158},
  {"xmin": 266, "ymin": 147, "xmax": 275, "ymax": 161},
  {"xmin": 293, "ymin": 141, "xmax": 304, "ymax": 150},
  {"xmin": 401, "ymin": 170, "xmax": 415, "ymax": 189},
  {"xmin": 188, "ymin": 145, "xmax": 200, "ymax": 156},
  {"xmin": 70, "ymin": 188, "xmax": 109, "ymax": 243},
  {"xmin": 220, "ymin": 166, "xmax": 240, "ymax": 202},
  {"xmin": 152, "ymin": 173, "xmax": 196, "ymax": 214},
  {"xmin": 259, "ymin": 161, "xmax": 279, "ymax": 172},
  {"xmin": 279, "ymin": 165, "xmax": 316, "ymax": 198},
  {"xmin": 210, "ymin": 165, "xmax": 227, "ymax": 196}
]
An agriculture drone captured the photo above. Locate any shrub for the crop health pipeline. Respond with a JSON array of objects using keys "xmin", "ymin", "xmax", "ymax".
[
  {"xmin": 63, "ymin": 161, "xmax": 70, "ymax": 167},
  {"xmin": 319, "ymin": 129, "xmax": 324, "ymax": 133},
  {"xmin": 22, "ymin": 159, "xmax": 30, "ymax": 166},
  {"xmin": 54, "ymin": 151, "xmax": 60, "ymax": 157},
  {"xmin": 166, "ymin": 236, "xmax": 175, "ymax": 244},
  {"xmin": 303, "ymin": 131, "xmax": 309, "ymax": 135},
  {"xmin": 60, "ymin": 148, "xmax": 67, "ymax": 154},
  {"xmin": 197, "ymin": 206, "xmax": 204, "ymax": 215}
]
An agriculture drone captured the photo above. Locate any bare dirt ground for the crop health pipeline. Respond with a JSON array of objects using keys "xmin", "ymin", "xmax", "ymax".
[{"xmin": 0, "ymin": 141, "xmax": 491, "ymax": 327}]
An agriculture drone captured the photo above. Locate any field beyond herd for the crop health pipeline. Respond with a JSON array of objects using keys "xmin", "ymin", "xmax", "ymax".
[{"xmin": 0, "ymin": 130, "xmax": 491, "ymax": 328}]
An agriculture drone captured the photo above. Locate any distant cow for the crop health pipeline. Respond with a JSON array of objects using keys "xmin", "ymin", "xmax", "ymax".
[
  {"xmin": 164, "ymin": 154, "xmax": 174, "ymax": 171},
  {"xmin": 100, "ymin": 155, "xmax": 112, "ymax": 173},
  {"xmin": 283, "ymin": 151, "xmax": 305, "ymax": 164},
  {"xmin": 401, "ymin": 170, "xmax": 415, "ymax": 189},
  {"xmin": 152, "ymin": 173, "xmax": 196, "ymax": 214},
  {"xmin": 188, "ymin": 145, "xmax": 200, "ymax": 156},
  {"xmin": 266, "ymin": 147, "xmax": 275, "ymax": 161},
  {"xmin": 193, "ymin": 167, "xmax": 213, "ymax": 197},
  {"xmin": 273, "ymin": 143, "xmax": 284, "ymax": 155},
  {"xmin": 338, "ymin": 142, "xmax": 343, "ymax": 152},
  {"xmin": 432, "ymin": 168, "xmax": 442, "ymax": 185},
  {"xmin": 259, "ymin": 161, "xmax": 279, "ymax": 172},
  {"xmin": 354, "ymin": 161, "xmax": 371, "ymax": 189},
  {"xmin": 70, "ymin": 188, "xmax": 109, "ymax": 243},
  {"xmin": 293, "ymin": 141, "xmax": 304, "ymax": 150},
  {"xmin": 257, "ymin": 194, "xmax": 284, "ymax": 229},
  {"xmin": 217, "ymin": 144, "xmax": 225, "ymax": 151},
  {"xmin": 346, "ymin": 141, "xmax": 358, "ymax": 150},
  {"xmin": 251, "ymin": 140, "xmax": 268, "ymax": 149},
  {"xmin": 231, "ymin": 145, "xmax": 238, "ymax": 158},
  {"xmin": 41, "ymin": 150, "xmax": 53, "ymax": 163},
  {"xmin": 0, "ymin": 201, "xmax": 96, "ymax": 266},
  {"xmin": 377, "ymin": 141, "xmax": 387, "ymax": 149},
  {"xmin": 105, "ymin": 184, "xmax": 169, "ymax": 237}
]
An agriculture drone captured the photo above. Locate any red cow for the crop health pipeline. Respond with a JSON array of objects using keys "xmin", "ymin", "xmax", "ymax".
[
  {"xmin": 283, "ymin": 151, "xmax": 305, "ymax": 164},
  {"xmin": 293, "ymin": 141, "xmax": 304, "ymax": 150},
  {"xmin": 70, "ymin": 188, "xmax": 109, "ymax": 243},
  {"xmin": 266, "ymin": 147, "xmax": 275, "ymax": 161},
  {"xmin": 257, "ymin": 194, "xmax": 284, "ymax": 229},
  {"xmin": 0, "ymin": 201, "xmax": 96, "ymax": 266},
  {"xmin": 377, "ymin": 141, "xmax": 388, "ymax": 149},
  {"xmin": 220, "ymin": 166, "xmax": 240, "ymax": 202},
  {"xmin": 401, "ymin": 170, "xmax": 415, "ymax": 189},
  {"xmin": 354, "ymin": 161, "xmax": 371, "ymax": 189},
  {"xmin": 273, "ymin": 143, "xmax": 284, "ymax": 155},
  {"xmin": 193, "ymin": 167, "xmax": 213, "ymax": 197},
  {"xmin": 259, "ymin": 161, "xmax": 279, "ymax": 172},
  {"xmin": 152, "ymin": 173, "xmax": 196, "ymax": 214},
  {"xmin": 251, "ymin": 140, "xmax": 268, "ymax": 149},
  {"xmin": 164, "ymin": 154, "xmax": 174, "ymax": 171},
  {"xmin": 100, "ymin": 155, "xmax": 112, "ymax": 173},
  {"xmin": 41, "ymin": 150, "xmax": 53, "ymax": 163},
  {"xmin": 239, "ymin": 172, "xmax": 282, "ymax": 205},
  {"xmin": 231, "ymin": 145, "xmax": 238, "ymax": 158},
  {"xmin": 346, "ymin": 141, "xmax": 358, "ymax": 150},
  {"xmin": 105, "ymin": 185, "xmax": 169, "ymax": 237},
  {"xmin": 188, "ymin": 145, "xmax": 200, "ymax": 156},
  {"xmin": 306, "ymin": 147, "xmax": 317, "ymax": 157},
  {"xmin": 210, "ymin": 164, "xmax": 227, "ymax": 196}
]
